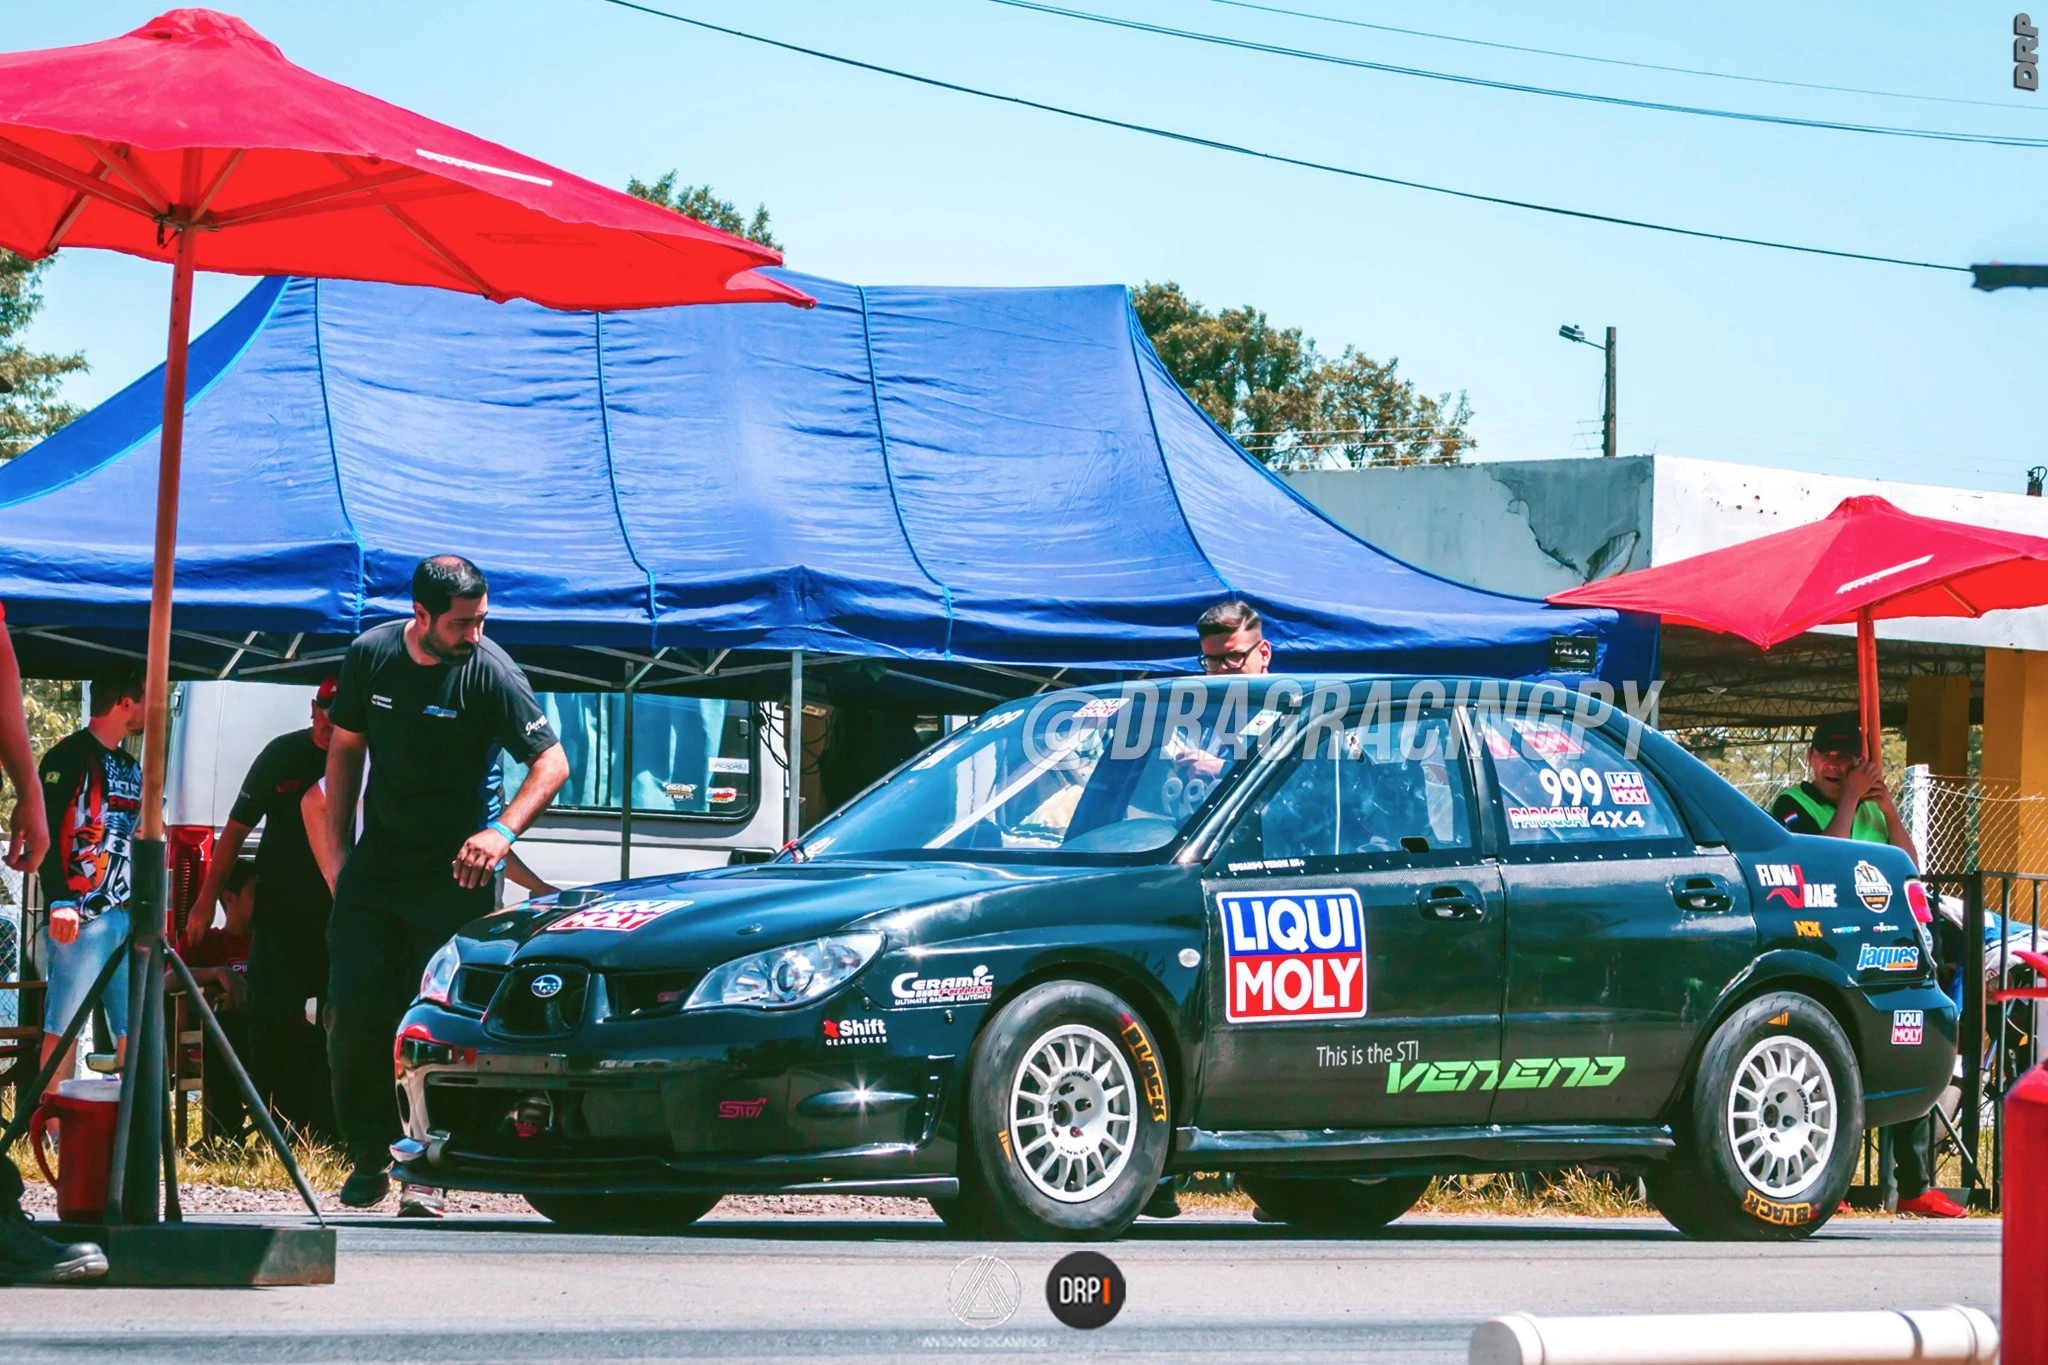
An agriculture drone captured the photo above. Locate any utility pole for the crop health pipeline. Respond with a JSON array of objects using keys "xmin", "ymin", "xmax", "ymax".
[{"xmin": 1603, "ymin": 325, "xmax": 1617, "ymax": 460}]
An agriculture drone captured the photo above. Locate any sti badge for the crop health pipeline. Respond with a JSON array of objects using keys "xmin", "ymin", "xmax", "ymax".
[{"xmin": 1218, "ymin": 889, "xmax": 1367, "ymax": 1023}]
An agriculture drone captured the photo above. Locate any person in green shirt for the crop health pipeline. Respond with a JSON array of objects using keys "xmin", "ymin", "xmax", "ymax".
[
  {"xmin": 1767, "ymin": 716, "xmax": 1915, "ymax": 854},
  {"xmin": 1770, "ymin": 716, "xmax": 1962, "ymax": 1218}
]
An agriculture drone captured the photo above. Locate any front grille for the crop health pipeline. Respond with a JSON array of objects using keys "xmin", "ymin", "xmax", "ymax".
[
  {"xmin": 604, "ymin": 969, "xmax": 701, "ymax": 1021},
  {"xmin": 484, "ymin": 963, "xmax": 590, "ymax": 1040},
  {"xmin": 452, "ymin": 965, "xmax": 507, "ymax": 1014}
]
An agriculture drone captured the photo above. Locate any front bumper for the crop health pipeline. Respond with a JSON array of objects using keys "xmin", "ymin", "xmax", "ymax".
[{"xmin": 391, "ymin": 997, "xmax": 965, "ymax": 1196}]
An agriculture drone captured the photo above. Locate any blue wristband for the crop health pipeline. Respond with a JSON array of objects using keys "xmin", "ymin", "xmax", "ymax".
[{"xmin": 487, "ymin": 820, "xmax": 517, "ymax": 845}]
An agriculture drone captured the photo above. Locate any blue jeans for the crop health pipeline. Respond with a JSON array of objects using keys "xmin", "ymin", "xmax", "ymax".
[{"xmin": 42, "ymin": 909, "xmax": 130, "ymax": 1041}]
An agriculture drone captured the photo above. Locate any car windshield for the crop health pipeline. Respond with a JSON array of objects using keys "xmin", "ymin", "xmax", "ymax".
[{"xmin": 798, "ymin": 685, "xmax": 1281, "ymax": 862}]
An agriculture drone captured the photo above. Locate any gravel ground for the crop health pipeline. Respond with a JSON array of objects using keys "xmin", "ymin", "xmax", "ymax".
[{"xmin": 19, "ymin": 1181, "xmax": 943, "ymax": 1220}]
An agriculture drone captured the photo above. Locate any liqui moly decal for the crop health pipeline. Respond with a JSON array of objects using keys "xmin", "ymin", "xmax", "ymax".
[{"xmin": 1219, "ymin": 889, "xmax": 1367, "ymax": 1023}]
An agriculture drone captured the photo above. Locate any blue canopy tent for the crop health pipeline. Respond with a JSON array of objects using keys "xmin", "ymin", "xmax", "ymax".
[{"xmin": 0, "ymin": 271, "xmax": 1650, "ymax": 702}]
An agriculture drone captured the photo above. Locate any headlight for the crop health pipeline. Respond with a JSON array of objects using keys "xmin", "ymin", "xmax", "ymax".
[
  {"xmin": 418, "ymin": 939, "xmax": 461, "ymax": 1006},
  {"xmin": 684, "ymin": 933, "xmax": 883, "ymax": 1011}
]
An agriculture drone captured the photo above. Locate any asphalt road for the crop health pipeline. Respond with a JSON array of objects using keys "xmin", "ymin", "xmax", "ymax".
[{"xmin": 0, "ymin": 1209, "xmax": 2000, "ymax": 1364}]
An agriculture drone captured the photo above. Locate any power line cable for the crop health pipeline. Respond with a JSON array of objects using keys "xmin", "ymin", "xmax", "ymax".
[
  {"xmin": 591, "ymin": 0, "xmax": 1969, "ymax": 275},
  {"xmin": 986, "ymin": 0, "xmax": 2048, "ymax": 148},
  {"xmin": 1201, "ymin": 0, "xmax": 2046, "ymax": 116}
]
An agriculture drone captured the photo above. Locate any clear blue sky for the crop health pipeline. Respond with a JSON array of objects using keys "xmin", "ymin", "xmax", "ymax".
[{"xmin": 11, "ymin": 1, "xmax": 2044, "ymax": 488}]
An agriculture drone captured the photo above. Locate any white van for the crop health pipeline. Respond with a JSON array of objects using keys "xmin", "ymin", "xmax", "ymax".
[{"xmin": 166, "ymin": 680, "xmax": 787, "ymax": 900}]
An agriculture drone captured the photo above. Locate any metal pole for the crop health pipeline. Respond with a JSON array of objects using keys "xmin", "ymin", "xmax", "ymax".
[
  {"xmin": 1602, "ymin": 326, "xmax": 1617, "ymax": 459},
  {"xmin": 786, "ymin": 651, "xmax": 803, "ymax": 843},
  {"xmin": 110, "ymin": 214, "xmax": 200, "ymax": 1225},
  {"xmin": 1961, "ymin": 872, "xmax": 1986, "ymax": 1204},
  {"xmin": 619, "ymin": 674, "xmax": 635, "ymax": 882}
]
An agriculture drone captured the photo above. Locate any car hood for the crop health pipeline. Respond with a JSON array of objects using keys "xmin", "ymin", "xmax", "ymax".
[{"xmin": 476, "ymin": 860, "xmax": 1073, "ymax": 970}]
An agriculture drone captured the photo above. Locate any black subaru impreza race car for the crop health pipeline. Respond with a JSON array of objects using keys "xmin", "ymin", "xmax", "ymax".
[{"xmin": 391, "ymin": 676, "xmax": 1955, "ymax": 1240}]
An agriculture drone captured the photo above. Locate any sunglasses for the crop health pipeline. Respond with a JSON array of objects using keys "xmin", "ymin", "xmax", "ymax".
[{"xmin": 1200, "ymin": 644, "xmax": 1262, "ymax": 672}]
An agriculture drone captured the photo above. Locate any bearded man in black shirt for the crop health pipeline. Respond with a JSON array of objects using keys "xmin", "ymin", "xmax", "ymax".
[{"xmin": 323, "ymin": 556, "xmax": 568, "ymax": 1207}]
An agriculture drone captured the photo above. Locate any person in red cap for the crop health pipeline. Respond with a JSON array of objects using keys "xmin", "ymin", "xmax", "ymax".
[{"xmin": 183, "ymin": 676, "xmax": 341, "ymax": 1139}]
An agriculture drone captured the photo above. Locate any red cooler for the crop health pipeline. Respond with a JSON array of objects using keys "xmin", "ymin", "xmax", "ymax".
[{"xmin": 30, "ymin": 1077, "xmax": 122, "ymax": 1223}]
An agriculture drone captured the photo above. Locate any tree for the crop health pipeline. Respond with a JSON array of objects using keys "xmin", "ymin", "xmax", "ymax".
[
  {"xmin": 625, "ymin": 171, "xmax": 780, "ymax": 251},
  {"xmin": 0, "ymin": 249, "xmax": 87, "ymax": 463},
  {"xmin": 1131, "ymin": 281, "xmax": 1472, "ymax": 469}
]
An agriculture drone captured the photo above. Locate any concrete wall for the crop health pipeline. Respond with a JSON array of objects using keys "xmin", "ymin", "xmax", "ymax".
[{"xmin": 1283, "ymin": 457, "xmax": 1653, "ymax": 599}]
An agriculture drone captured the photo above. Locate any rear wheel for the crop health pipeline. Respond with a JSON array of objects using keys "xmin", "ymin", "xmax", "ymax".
[
  {"xmin": 1236, "ymin": 1174, "xmax": 1429, "ymax": 1232},
  {"xmin": 1651, "ymin": 991, "xmax": 1862, "ymax": 1240},
  {"xmin": 955, "ymin": 981, "xmax": 1173, "ymax": 1240},
  {"xmin": 524, "ymin": 1192, "xmax": 721, "ymax": 1232}
]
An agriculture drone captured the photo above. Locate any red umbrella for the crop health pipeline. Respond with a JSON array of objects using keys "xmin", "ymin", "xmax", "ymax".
[
  {"xmin": 0, "ymin": 8, "xmax": 811, "ymax": 1224},
  {"xmin": 1549, "ymin": 494, "xmax": 2048, "ymax": 757}
]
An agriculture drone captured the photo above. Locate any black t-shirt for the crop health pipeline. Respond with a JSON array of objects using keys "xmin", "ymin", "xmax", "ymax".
[
  {"xmin": 328, "ymin": 621, "xmax": 557, "ymax": 909},
  {"xmin": 228, "ymin": 728, "xmax": 331, "ymax": 1004}
]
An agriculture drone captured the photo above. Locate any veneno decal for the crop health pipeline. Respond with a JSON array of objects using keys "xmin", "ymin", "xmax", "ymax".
[
  {"xmin": 1741, "ymin": 1189, "xmax": 1816, "ymax": 1226},
  {"xmin": 1388, "ymin": 1055, "xmax": 1625, "ymax": 1094},
  {"xmin": 1857, "ymin": 944, "xmax": 1920, "ymax": 973},
  {"xmin": 1756, "ymin": 864, "xmax": 1839, "ymax": 910},
  {"xmin": 1892, "ymin": 1009, "xmax": 1925, "ymax": 1045},
  {"xmin": 1218, "ymin": 889, "xmax": 1367, "ymax": 1023},
  {"xmin": 544, "ymin": 899, "xmax": 691, "ymax": 933},
  {"xmin": 1854, "ymin": 861, "xmax": 1893, "ymax": 912}
]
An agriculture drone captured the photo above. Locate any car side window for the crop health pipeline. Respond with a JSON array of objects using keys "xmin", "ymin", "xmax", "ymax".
[
  {"xmin": 1215, "ymin": 710, "xmax": 1473, "ymax": 869},
  {"xmin": 1475, "ymin": 712, "xmax": 1685, "ymax": 846}
]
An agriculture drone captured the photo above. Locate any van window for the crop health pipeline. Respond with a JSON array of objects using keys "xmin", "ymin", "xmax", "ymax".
[{"xmin": 498, "ymin": 694, "xmax": 757, "ymax": 820}]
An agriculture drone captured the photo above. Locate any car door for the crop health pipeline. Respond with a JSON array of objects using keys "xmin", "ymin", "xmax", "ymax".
[
  {"xmin": 1474, "ymin": 706, "xmax": 1757, "ymax": 1125},
  {"xmin": 1195, "ymin": 705, "xmax": 1506, "ymax": 1131}
]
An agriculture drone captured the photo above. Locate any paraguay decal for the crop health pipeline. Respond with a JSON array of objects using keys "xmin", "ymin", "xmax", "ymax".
[
  {"xmin": 1507, "ymin": 805, "xmax": 1591, "ymax": 831},
  {"xmin": 1756, "ymin": 864, "xmax": 1839, "ymax": 910},
  {"xmin": 1892, "ymin": 1009, "xmax": 1925, "ymax": 1046},
  {"xmin": 1390, "ymin": 1054, "xmax": 1625, "ymax": 1093},
  {"xmin": 1857, "ymin": 943, "xmax": 1920, "ymax": 973},
  {"xmin": 1219, "ymin": 889, "xmax": 1367, "ymax": 1022},
  {"xmin": 1853, "ymin": 861, "xmax": 1893, "ymax": 912},
  {"xmin": 543, "ymin": 898, "xmax": 692, "ymax": 933}
]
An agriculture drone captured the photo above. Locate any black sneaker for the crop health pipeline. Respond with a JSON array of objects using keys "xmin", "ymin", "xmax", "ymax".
[
  {"xmin": 1141, "ymin": 1180, "xmax": 1182, "ymax": 1219},
  {"xmin": 397, "ymin": 1184, "xmax": 446, "ymax": 1219},
  {"xmin": 338, "ymin": 1165, "xmax": 391, "ymax": 1209},
  {"xmin": 0, "ymin": 1206, "xmax": 108, "ymax": 1284}
]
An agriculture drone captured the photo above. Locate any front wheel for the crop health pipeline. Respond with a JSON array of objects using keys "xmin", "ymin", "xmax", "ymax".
[
  {"xmin": 1651, "ymin": 991, "xmax": 1862, "ymax": 1240},
  {"xmin": 524, "ymin": 1192, "xmax": 721, "ymax": 1232},
  {"xmin": 956, "ymin": 981, "xmax": 1174, "ymax": 1240},
  {"xmin": 1237, "ymin": 1174, "xmax": 1430, "ymax": 1232}
]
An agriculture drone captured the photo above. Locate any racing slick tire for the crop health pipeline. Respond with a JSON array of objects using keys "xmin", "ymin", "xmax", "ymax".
[
  {"xmin": 523, "ymin": 1192, "xmax": 722, "ymax": 1232},
  {"xmin": 959, "ymin": 981, "xmax": 1173, "ymax": 1241},
  {"xmin": 1649, "ymin": 991, "xmax": 1863, "ymax": 1241},
  {"xmin": 1236, "ymin": 1174, "xmax": 1430, "ymax": 1232}
]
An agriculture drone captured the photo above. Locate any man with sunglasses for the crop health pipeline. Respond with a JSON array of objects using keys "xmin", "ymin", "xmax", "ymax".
[
  {"xmin": 1197, "ymin": 599, "xmax": 1271, "ymax": 676},
  {"xmin": 184, "ymin": 675, "xmax": 341, "ymax": 1140}
]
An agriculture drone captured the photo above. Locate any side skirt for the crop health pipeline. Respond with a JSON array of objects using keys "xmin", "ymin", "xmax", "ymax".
[{"xmin": 1169, "ymin": 1123, "xmax": 1674, "ymax": 1176}]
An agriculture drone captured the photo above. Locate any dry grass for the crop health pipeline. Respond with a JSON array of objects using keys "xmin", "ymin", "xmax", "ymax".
[
  {"xmin": 1414, "ymin": 1169, "xmax": 1651, "ymax": 1218},
  {"xmin": 12, "ymin": 1126, "xmax": 350, "ymax": 1195}
]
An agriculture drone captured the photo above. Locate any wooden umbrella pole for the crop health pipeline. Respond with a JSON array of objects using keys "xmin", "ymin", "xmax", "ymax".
[
  {"xmin": 107, "ymin": 224, "xmax": 198, "ymax": 1223},
  {"xmin": 1858, "ymin": 607, "xmax": 1883, "ymax": 764}
]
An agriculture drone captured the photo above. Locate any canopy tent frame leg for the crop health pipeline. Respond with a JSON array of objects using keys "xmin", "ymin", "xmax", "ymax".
[
  {"xmin": 786, "ymin": 650, "xmax": 803, "ymax": 845},
  {"xmin": 1858, "ymin": 607, "xmax": 1882, "ymax": 762},
  {"xmin": 619, "ymin": 665, "xmax": 635, "ymax": 881}
]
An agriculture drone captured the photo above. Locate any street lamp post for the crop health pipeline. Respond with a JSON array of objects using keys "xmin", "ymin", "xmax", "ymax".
[{"xmin": 1558, "ymin": 323, "xmax": 1618, "ymax": 459}]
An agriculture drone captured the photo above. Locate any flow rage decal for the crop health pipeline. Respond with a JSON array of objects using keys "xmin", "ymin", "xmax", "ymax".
[
  {"xmin": 1892, "ymin": 1009, "xmax": 1925, "ymax": 1045},
  {"xmin": 543, "ymin": 899, "xmax": 691, "ymax": 933},
  {"xmin": 1219, "ymin": 889, "xmax": 1367, "ymax": 1022},
  {"xmin": 1756, "ymin": 864, "xmax": 1839, "ymax": 910},
  {"xmin": 1854, "ymin": 861, "xmax": 1894, "ymax": 912}
]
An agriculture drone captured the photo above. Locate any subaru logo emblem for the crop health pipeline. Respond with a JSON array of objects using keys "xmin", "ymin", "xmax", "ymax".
[{"xmin": 530, "ymin": 973, "xmax": 564, "ymax": 999}]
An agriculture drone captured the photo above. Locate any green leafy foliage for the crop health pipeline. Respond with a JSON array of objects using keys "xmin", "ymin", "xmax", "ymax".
[
  {"xmin": 1132, "ymin": 281, "xmax": 1472, "ymax": 469},
  {"xmin": 0, "ymin": 250, "xmax": 86, "ymax": 463},
  {"xmin": 625, "ymin": 172, "xmax": 780, "ymax": 251}
]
